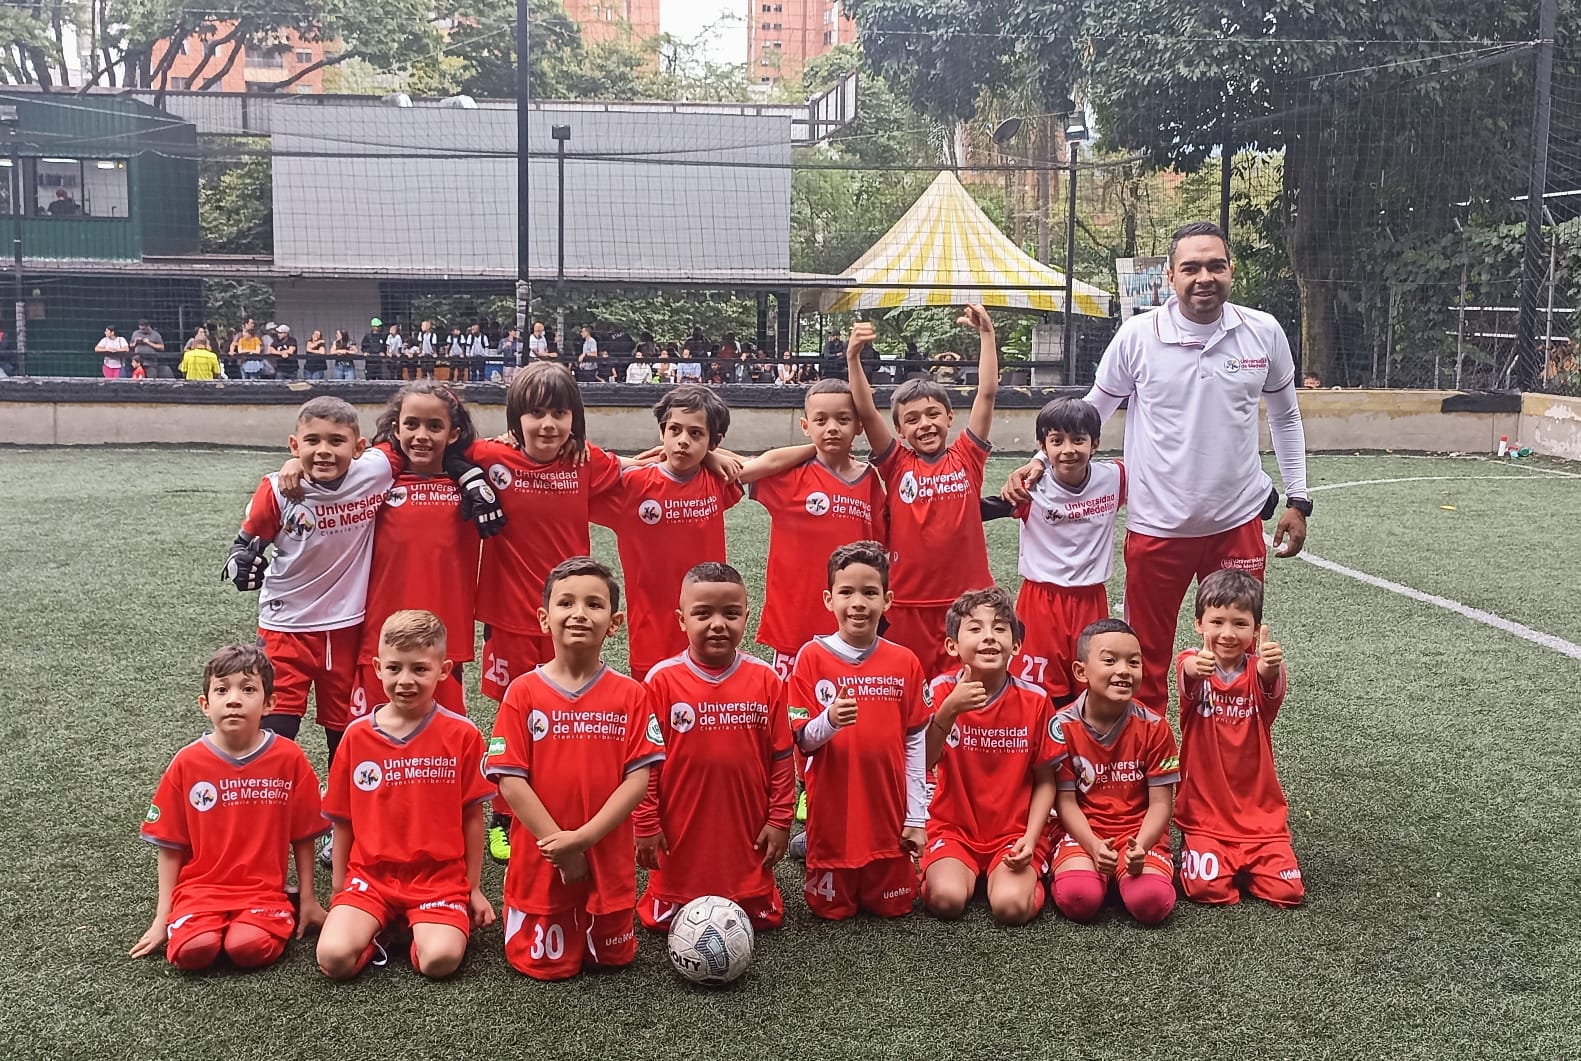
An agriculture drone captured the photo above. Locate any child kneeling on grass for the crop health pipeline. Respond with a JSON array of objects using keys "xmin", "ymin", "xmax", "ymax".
[
  {"xmin": 1048, "ymin": 619, "xmax": 1180, "ymax": 926},
  {"xmin": 316, "ymin": 611, "xmax": 496, "ymax": 980},
  {"xmin": 133, "ymin": 645, "xmax": 327, "ymax": 971}
]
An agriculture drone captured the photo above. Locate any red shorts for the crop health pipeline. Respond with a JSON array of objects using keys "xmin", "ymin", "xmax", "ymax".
[
  {"xmin": 803, "ymin": 857, "xmax": 917, "ymax": 920},
  {"xmin": 636, "ymin": 885, "xmax": 785, "ymax": 932},
  {"xmin": 1013, "ymin": 581, "xmax": 1110, "ymax": 703},
  {"xmin": 920, "ymin": 832, "xmax": 1053, "ymax": 881},
  {"xmin": 331, "ymin": 867, "xmax": 472, "ymax": 935},
  {"xmin": 1179, "ymin": 832, "xmax": 1305, "ymax": 907},
  {"xmin": 1052, "ymin": 834, "xmax": 1173, "ymax": 879},
  {"xmin": 166, "ymin": 904, "xmax": 295, "ymax": 952},
  {"xmin": 353, "ymin": 663, "xmax": 468, "ymax": 721},
  {"xmin": 503, "ymin": 905, "xmax": 637, "ymax": 981},
  {"xmin": 258, "ymin": 626, "xmax": 361, "ymax": 730},
  {"xmin": 481, "ymin": 626, "xmax": 554, "ymax": 701},
  {"xmin": 883, "ymin": 604, "xmax": 954, "ymax": 679}
]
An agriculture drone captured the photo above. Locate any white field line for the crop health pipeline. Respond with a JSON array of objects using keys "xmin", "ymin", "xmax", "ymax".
[
  {"xmin": 1269, "ymin": 471, "xmax": 1581, "ymax": 659},
  {"xmin": 1307, "ymin": 474, "xmax": 1575, "ymax": 493}
]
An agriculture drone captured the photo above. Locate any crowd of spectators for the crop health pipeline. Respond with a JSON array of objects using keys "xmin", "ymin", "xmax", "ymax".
[{"xmin": 90, "ymin": 317, "xmax": 969, "ymax": 387}]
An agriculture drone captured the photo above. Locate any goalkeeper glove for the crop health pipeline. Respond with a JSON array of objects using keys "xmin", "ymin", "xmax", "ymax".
[
  {"xmin": 223, "ymin": 533, "xmax": 269, "ymax": 592},
  {"xmin": 445, "ymin": 455, "xmax": 507, "ymax": 539}
]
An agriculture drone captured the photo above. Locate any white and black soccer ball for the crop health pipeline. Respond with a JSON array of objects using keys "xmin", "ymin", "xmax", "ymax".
[{"xmin": 667, "ymin": 895, "xmax": 754, "ymax": 986}]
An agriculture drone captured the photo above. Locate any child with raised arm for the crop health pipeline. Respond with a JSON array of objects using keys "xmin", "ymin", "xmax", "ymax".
[
  {"xmin": 1175, "ymin": 569, "xmax": 1303, "ymax": 907},
  {"xmin": 1048, "ymin": 618, "xmax": 1179, "ymax": 926},
  {"xmin": 634, "ymin": 563, "xmax": 795, "ymax": 931},
  {"xmin": 985, "ymin": 397, "xmax": 1124, "ymax": 707},
  {"xmin": 923, "ymin": 588, "xmax": 1062, "ymax": 925},
  {"xmin": 316, "ymin": 611, "xmax": 496, "ymax": 980},
  {"xmin": 485, "ymin": 558, "xmax": 665, "ymax": 981},
  {"xmin": 132, "ymin": 645, "xmax": 327, "ymax": 970},
  {"xmin": 749, "ymin": 379, "xmax": 888, "ymax": 682},
  {"xmin": 789, "ymin": 542, "xmax": 929, "ymax": 920},
  {"xmin": 845, "ymin": 307, "xmax": 999, "ymax": 675}
]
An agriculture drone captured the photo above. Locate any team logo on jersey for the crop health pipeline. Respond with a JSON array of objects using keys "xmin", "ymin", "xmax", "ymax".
[
  {"xmin": 804, "ymin": 491, "xmax": 831, "ymax": 517},
  {"xmin": 1223, "ymin": 357, "xmax": 1241, "ymax": 374},
  {"xmin": 1070, "ymin": 755, "xmax": 1097, "ymax": 793},
  {"xmin": 669, "ymin": 702, "xmax": 696, "ymax": 733},
  {"xmin": 384, "ymin": 486, "xmax": 409, "ymax": 508},
  {"xmin": 487, "ymin": 736, "xmax": 507, "ymax": 758},
  {"xmin": 922, "ymin": 682, "xmax": 934, "ymax": 709},
  {"xmin": 814, "ymin": 679, "xmax": 839, "ymax": 708},
  {"xmin": 1047, "ymin": 717, "xmax": 1065, "ymax": 744},
  {"xmin": 282, "ymin": 506, "xmax": 317, "ymax": 541},
  {"xmin": 787, "ymin": 706, "xmax": 810, "ymax": 722},
  {"xmin": 527, "ymin": 710, "xmax": 551, "ymax": 742},
  {"xmin": 945, "ymin": 724, "xmax": 961, "ymax": 749},
  {"xmin": 928, "ymin": 838, "xmax": 946, "ymax": 853},
  {"xmin": 638, "ymin": 499, "xmax": 663, "ymax": 525},
  {"xmin": 188, "ymin": 781, "xmax": 218, "ymax": 812},
  {"xmin": 1158, "ymin": 755, "xmax": 1180, "ymax": 773},
  {"xmin": 896, "ymin": 471, "xmax": 920, "ymax": 505},
  {"xmin": 353, "ymin": 761, "xmax": 384, "ymax": 792},
  {"xmin": 488, "ymin": 463, "xmax": 513, "ymax": 491},
  {"xmin": 1042, "ymin": 505, "xmax": 1065, "ymax": 524},
  {"xmin": 646, "ymin": 714, "xmax": 666, "ymax": 746},
  {"xmin": 144, "ymin": 803, "xmax": 161, "ymax": 824}
]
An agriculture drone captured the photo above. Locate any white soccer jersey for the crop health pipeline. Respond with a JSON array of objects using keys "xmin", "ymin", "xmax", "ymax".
[
  {"xmin": 1017, "ymin": 459, "xmax": 1125, "ymax": 587},
  {"xmin": 241, "ymin": 448, "xmax": 397, "ymax": 632},
  {"xmin": 1091, "ymin": 297, "xmax": 1296, "ymax": 538}
]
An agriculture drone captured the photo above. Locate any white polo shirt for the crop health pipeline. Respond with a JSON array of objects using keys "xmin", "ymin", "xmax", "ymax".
[{"xmin": 1091, "ymin": 297, "xmax": 1295, "ymax": 538}]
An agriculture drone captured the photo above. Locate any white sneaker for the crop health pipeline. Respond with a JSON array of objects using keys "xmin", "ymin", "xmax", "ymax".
[
  {"xmin": 317, "ymin": 833, "xmax": 334, "ymax": 867},
  {"xmin": 788, "ymin": 831, "xmax": 807, "ymax": 859}
]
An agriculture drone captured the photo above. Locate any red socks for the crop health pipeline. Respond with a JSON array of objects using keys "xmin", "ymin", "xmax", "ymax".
[
  {"xmin": 1051, "ymin": 870, "xmax": 1105, "ymax": 922},
  {"xmin": 1053, "ymin": 870, "xmax": 1177, "ymax": 925},
  {"xmin": 1117, "ymin": 872, "xmax": 1176, "ymax": 925}
]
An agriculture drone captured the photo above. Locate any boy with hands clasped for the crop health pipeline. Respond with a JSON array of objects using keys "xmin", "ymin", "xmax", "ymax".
[{"xmin": 1174, "ymin": 569, "xmax": 1304, "ymax": 907}]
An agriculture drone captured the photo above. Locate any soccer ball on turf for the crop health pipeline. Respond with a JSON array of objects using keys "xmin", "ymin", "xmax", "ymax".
[{"xmin": 667, "ymin": 895, "xmax": 754, "ymax": 986}]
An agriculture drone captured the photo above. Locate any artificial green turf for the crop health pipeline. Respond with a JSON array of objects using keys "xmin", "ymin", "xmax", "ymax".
[{"xmin": 1, "ymin": 448, "xmax": 1577, "ymax": 1060}]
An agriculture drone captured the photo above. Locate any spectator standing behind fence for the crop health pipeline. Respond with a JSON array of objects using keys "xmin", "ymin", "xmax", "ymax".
[
  {"xmin": 97, "ymin": 326, "xmax": 129, "ymax": 378},
  {"xmin": 179, "ymin": 332, "xmax": 221, "ymax": 380},
  {"xmin": 131, "ymin": 320, "xmax": 166, "ymax": 377},
  {"xmin": 272, "ymin": 325, "xmax": 299, "ymax": 380},
  {"xmin": 236, "ymin": 325, "xmax": 264, "ymax": 379},
  {"xmin": 384, "ymin": 323, "xmax": 404, "ymax": 379},
  {"xmin": 577, "ymin": 325, "xmax": 600, "ymax": 382},
  {"xmin": 303, "ymin": 330, "xmax": 328, "ymax": 381},
  {"xmin": 499, "ymin": 327, "xmax": 521, "ymax": 381},
  {"xmin": 463, "ymin": 323, "xmax": 492, "ymax": 382},
  {"xmin": 528, "ymin": 321, "xmax": 549, "ymax": 360},
  {"xmin": 360, "ymin": 318, "xmax": 384, "ymax": 380},
  {"xmin": 409, "ymin": 320, "xmax": 441, "ymax": 379},
  {"xmin": 331, "ymin": 331, "xmax": 356, "ymax": 380}
]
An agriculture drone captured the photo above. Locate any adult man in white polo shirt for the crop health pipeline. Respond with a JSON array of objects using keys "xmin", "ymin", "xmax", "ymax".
[{"xmin": 1008, "ymin": 221, "xmax": 1310, "ymax": 710}]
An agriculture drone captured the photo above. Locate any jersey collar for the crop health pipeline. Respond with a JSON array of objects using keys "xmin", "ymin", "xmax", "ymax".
[
  {"xmin": 200, "ymin": 730, "xmax": 275, "ymax": 767},
  {"xmin": 533, "ymin": 663, "xmax": 609, "ymax": 700},
  {"xmin": 371, "ymin": 705, "xmax": 439, "ymax": 745},
  {"xmin": 681, "ymin": 651, "xmax": 742, "ymax": 684},
  {"xmin": 1152, "ymin": 296, "xmax": 1246, "ymax": 349},
  {"xmin": 816, "ymin": 633, "xmax": 879, "ymax": 666}
]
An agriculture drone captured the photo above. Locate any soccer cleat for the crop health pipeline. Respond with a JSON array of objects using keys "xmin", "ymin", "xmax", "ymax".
[
  {"xmin": 317, "ymin": 833, "xmax": 334, "ymax": 867},
  {"xmin": 795, "ymin": 789, "xmax": 809, "ymax": 823},
  {"xmin": 788, "ymin": 831, "xmax": 807, "ymax": 860},
  {"xmin": 487, "ymin": 823, "xmax": 512, "ymax": 864}
]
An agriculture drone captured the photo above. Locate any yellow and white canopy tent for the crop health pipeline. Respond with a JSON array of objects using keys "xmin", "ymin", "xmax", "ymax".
[{"xmin": 805, "ymin": 170, "xmax": 1113, "ymax": 317}]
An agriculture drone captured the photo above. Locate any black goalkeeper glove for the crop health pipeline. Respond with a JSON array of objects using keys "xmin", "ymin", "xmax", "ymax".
[
  {"xmin": 223, "ymin": 533, "xmax": 269, "ymax": 592},
  {"xmin": 445, "ymin": 455, "xmax": 507, "ymax": 539}
]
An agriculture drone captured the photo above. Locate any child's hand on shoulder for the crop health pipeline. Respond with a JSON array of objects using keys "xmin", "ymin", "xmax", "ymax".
[
  {"xmin": 1256, "ymin": 625, "xmax": 1283, "ymax": 678},
  {"xmin": 278, "ymin": 456, "xmax": 307, "ymax": 501}
]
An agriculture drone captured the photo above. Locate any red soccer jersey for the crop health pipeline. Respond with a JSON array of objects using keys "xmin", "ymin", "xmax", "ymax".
[
  {"xmin": 322, "ymin": 707, "xmax": 494, "ymax": 877},
  {"xmin": 140, "ymin": 733, "xmax": 325, "ymax": 914},
  {"xmin": 874, "ymin": 431, "xmax": 993, "ymax": 606},
  {"xmin": 927, "ymin": 671, "xmax": 1063, "ymax": 848},
  {"xmin": 485, "ymin": 666, "xmax": 665, "ymax": 915},
  {"xmin": 1174, "ymin": 650, "xmax": 1291, "ymax": 841},
  {"xmin": 638, "ymin": 651, "xmax": 793, "ymax": 903},
  {"xmin": 360, "ymin": 473, "xmax": 481, "ymax": 664},
  {"xmin": 789, "ymin": 635, "xmax": 930, "ymax": 869},
  {"xmin": 749, "ymin": 458, "xmax": 888, "ymax": 655},
  {"xmin": 470, "ymin": 440, "xmax": 623, "ymax": 635},
  {"xmin": 1051, "ymin": 695, "xmax": 1180, "ymax": 840},
  {"xmin": 589, "ymin": 464, "xmax": 743, "ymax": 673}
]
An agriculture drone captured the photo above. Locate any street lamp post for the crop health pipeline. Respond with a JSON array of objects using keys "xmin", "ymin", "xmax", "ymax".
[
  {"xmin": 1062, "ymin": 107, "xmax": 1088, "ymax": 386},
  {"xmin": 515, "ymin": 0, "xmax": 531, "ymax": 334},
  {"xmin": 551, "ymin": 124, "xmax": 571, "ymax": 288}
]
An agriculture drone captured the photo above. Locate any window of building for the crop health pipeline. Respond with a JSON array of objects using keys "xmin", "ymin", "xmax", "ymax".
[
  {"xmin": 244, "ymin": 80, "xmax": 277, "ymax": 93},
  {"xmin": 245, "ymin": 45, "xmax": 284, "ymax": 68},
  {"xmin": 9, "ymin": 157, "xmax": 129, "ymax": 218},
  {"xmin": 168, "ymin": 76, "xmax": 190, "ymax": 90},
  {"xmin": 823, "ymin": 30, "xmax": 833, "ymax": 44},
  {"xmin": 295, "ymin": 49, "xmax": 313, "ymax": 63}
]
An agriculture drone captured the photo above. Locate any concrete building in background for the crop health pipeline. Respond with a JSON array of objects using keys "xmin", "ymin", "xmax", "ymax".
[
  {"xmin": 160, "ymin": 25, "xmax": 334, "ymax": 94},
  {"xmin": 748, "ymin": 0, "xmax": 856, "ymax": 88},
  {"xmin": 564, "ymin": 0, "xmax": 662, "ymax": 45}
]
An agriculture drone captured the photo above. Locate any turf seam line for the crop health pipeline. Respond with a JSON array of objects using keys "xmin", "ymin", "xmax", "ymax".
[{"xmin": 1268, "ymin": 535, "xmax": 1581, "ymax": 661}]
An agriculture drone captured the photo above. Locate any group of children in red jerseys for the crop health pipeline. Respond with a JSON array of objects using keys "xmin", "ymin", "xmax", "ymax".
[{"xmin": 132, "ymin": 305, "xmax": 1304, "ymax": 981}]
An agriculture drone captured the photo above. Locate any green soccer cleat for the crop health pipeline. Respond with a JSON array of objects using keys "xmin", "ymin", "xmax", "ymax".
[
  {"xmin": 487, "ymin": 823, "xmax": 512, "ymax": 864},
  {"xmin": 795, "ymin": 789, "xmax": 809, "ymax": 823}
]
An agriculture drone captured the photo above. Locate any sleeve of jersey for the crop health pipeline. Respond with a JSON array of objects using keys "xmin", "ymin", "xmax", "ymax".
[
  {"xmin": 483, "ymin": 687, "xmax": 532, "ymax": 783},
  {"xmin": 585, "ymin": 444, "xmax": 625, "ymax": 499},
  {"xmin": 959, "ymin": 429, "xmax": 992, "ymax": 478},
  {"xmin": 289, "ymin": 751, "xmax": 328, "ymax": 843},
  {"xmin": 747, "ymin": 466, "xmax": 786, "ymax": 509},
  {"xmin": 1090, "ymin": 330, "xmax": 1136, "ymax": 403},
  {"xmin": 1146, "ymin": 721, "xmax": 1182, "ymax": 787},
  {"xmin": 632, "ymin": 765, "xmax": 662, "ymax": 837},
  {"xmin": 721, "ymin": 476, "xmax": 746, "ymax": 510},
  {"xmin": 322, "ymin": 744, "xmax": 352, "ymax": 824},
  {"xmin": 139, "ymin": 763, "xmax": 190, "ymax": 849},
  {"xmin": 1263, "ymin": 320, "xmax": 1298, "ymax": 391},
  {"xmin": 1034, "ymin": 706, "xmax": 1068, "ymax": 771},
  {"xmin": 904, "ymin": 657, "xmax": 932, "ymax": 732},
  {"xmin": 587, "ymin": 471, "xmax": 628, "ymax": 530},
  {"xmin": 1256, "ymin": 654, "xmax": 1289, "ymax": 725},
  {"xmin": 368, "ymin": 442, "xmax": 402, "ymax": 482},
  {"xmin": 786, "ymin": 652, "xmax": 817, "ymax": 740},
  {"xmin": 1174, "ymin": 651, "xmax": 1202, "ymax": 727},
  {"xmin": 239, "ymin": 478, "xmax": 282, "ymax": 541},
  {"xmin": 1116, "ymin": 460, "xmax": 1127, "ymax": 506},
  {"xmin": 623, "ymin": 688, "xmax": 666, "ymax": 773},
  {"xmin": 872, "ymin": 440, "xmax": 901, "ymax": 479},
  {"xmin": 868, "ymin": 473, "xmax": 890, "ymax": 545},
  {"xmin": 1051, "ymin": 722, "xmax": 1078, "ymax": 791},
  {"xmin": 767, "ymin": 675, "xmax": 794, "ymax": 757},
  {"xmin": 766, "ymin": 752, "xmax": 796, "ymax": 832},
  {"xmin": 456, "ymin": 724, "xmax": 496, "ymax": 806}
]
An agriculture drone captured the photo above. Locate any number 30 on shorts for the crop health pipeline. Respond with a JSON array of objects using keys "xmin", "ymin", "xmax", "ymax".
[
  {"xmin": 530, "ymin": 922, "xmax": 565, "ymax": 961},
  {"xmin": 1180, "ymin": 849, "xmax": 1221, "ymax": 882}
]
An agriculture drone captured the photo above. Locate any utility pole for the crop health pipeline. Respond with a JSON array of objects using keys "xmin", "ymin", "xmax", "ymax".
[{"xmin": 515, "ymin": 0, "xmax": 531, "ymax": 335}]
